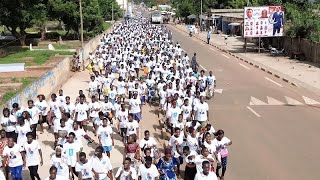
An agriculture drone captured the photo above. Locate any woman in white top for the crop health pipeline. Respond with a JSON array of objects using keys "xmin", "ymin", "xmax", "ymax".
[
  {"xmin": 213, "ymin": 129, "xmax": 232, "ymax": 180},
  {"xmin": 15, "ymin": 116, "xmax": 31, "ymax": 148},
  {"xmin": 1, "ymin": 108, "xmax": 17, "ymax": 140},
  {"xmin": 50, "ymin": 146, "xmax": 69, "ymax": 179},
  {"xmin": 27, "ymin": 100, "xmax": 40, "ymax": 139}
]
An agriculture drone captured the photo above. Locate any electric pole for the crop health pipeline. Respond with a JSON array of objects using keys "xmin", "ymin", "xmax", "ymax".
[{"xmin": 79, "ymin": 0, "xmax": 84, "ymax": 70}]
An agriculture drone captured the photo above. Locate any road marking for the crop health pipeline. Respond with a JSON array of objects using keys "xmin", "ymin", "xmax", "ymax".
[
  {"xmin": 210, "ymin": 47, "xmax": 216, "ymax": 51},
  {"xmin": 199, "ymin": 64, "xmax": 207, "ymax": 71},
  {"xmin": 221, "ymin": 54, "xmax": 230, "ymax": 59},
  {"xmin": 239, "ymin": 63, "xmax": 250, "ymax": 70},
  {"xmin": 285, "ymin": 96, "xmax": 304, "ymax": 105},
  {"xmin": 249, "ymin": 96, "xmax": 267, "ymax": 105},
  {"xmin": 265, "ymin": 77, "xmax": 283, "ymax": 87},
  {"xmin": 303, "ymin": 96, "xmax": 320, "ymax": 105},
  {"xmin": 246, "ymin": 106, "xmax": 261, "ymax": 117},
  {"xmin": 214, "ymin": 89, "xmax": 223, "ymax": 94},
  {"xmin": 267, "ymin": 96, "xmax": 285, "ymax": 105}
]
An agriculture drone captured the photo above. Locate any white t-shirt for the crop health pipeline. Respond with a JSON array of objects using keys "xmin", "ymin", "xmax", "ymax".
[
  {"xmin": 126, "ymin": 121, "xmax": 139, "ymax": 136},
  {"xmin": 194, "ymin": 171, "xmax": 218, "ymax": 180},
  {"xmin": 168, "ymin": 106, "xmax": 181, "ymax": 125},
  {"xmin": 139, "ymin": 137, "xmax": 157, "ymax": 156},
  {"xmin": 23, "ymin": 140, "xmax": 41, "ymax": 166},
  {"xmin": 101, "ymin": 102, "xmax": 114, "ymax": 113},
  {"xmin": 117, "ymin": 81, "xmax": 126, "ymax": 94},
  {"xmin": 117, "ymin": 110, "xmax": 128, "ymax": 129},
  {"xmin": 75, "ymin": 160, "xmax": 93, "ymax": 179},
  {"xmin": 181, "ymin": 105, "xmax": 192, "ymax": 120},
  {"xmin": 97, "ymin": 126, "xmax": 113, "ymax": 146},
  {"xmin": 1, "ymin": 115, "xmax": 17, "ymax": 132},
  {"xmin": 204, "ymin": 141, "xmax": 217, "ymax": 155},
  {"xmin": 91, "ymin": 155, "xmax": 112, "ymax": 180},
  {"xmin": 89, "ymin": 102, "xmax": 101, "ymax": 118},
  {"xmin": 2, "ymin": 144, "xmax": 23, "ymax": 167},
  {"xmin": 138, "ymin": 164, "xmax": 159, "ymax": 180},
  {"xmin": 129, "ymin": 98, "xmax": 141, "ymax": 114},
  {"xmin": 213, "ymin": 137, "xmax": 231, "ymax": 157},
  {"xmin": 16, "ymin": 123, "xmax": 31, "ymax": 147},
  {"xmin": 186, "ymin": 135, "xmax": 199, "ymax": 153},
  {"xmin": 75, "ymin": 103, "xmax": 89, "ymax": 121},
  {"xmin": 49, "ymin": 100, "xmax": 62, "ymax": 119},
  {"xmin": 194, "ymin": 102, "xmax": 209, "ymax": 122},
  {"xmin": 195, "ymin": 154, "xmax": 215, "ymax": 172},
  {"xmin": 89, "ymin": 80, "xmax": 99, "ymax": 91},
  {"xmin": 27, "ymin": 106, "xmax": 40, "ymax": 125},
  {"xmin": 168, "ymin": 134, "xmax": 184, "ymax": 158},
  {"xmin": 35, "ymin": 100, "xmax": 48, "ymax": 116},
  {"xmin": 51, "ymin": 154, "xmax": 69, "ymax": 178},
  {"xmin": 64, "ymin": 103, "xmax": 76, "ymax": 115},
  {"xmin": 115, "ymin": 166, "xmax": 137, "ymax": 180},
  {"xmin": 63, "ymin": 142, "xmax": 80, "ymax": 167}
]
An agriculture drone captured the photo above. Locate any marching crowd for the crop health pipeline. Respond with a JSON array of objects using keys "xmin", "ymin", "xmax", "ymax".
[{"xmin": 0, "ymin": 13, "xmax": 232, "ymax": 180}]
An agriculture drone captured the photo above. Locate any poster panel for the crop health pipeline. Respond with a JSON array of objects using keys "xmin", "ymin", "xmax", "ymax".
[{"xmin": 244, "ymin": 6, "xmax": 284, "ymax": 37}]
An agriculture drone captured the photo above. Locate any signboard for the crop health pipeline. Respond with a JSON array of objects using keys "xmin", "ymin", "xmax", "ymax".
[{"xmin": 244, "ymin": 6, "xmax": 284, "ymax": 37}]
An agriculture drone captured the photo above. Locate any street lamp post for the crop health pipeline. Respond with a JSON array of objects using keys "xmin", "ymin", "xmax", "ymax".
[{"xmin": 79, "ymin": 0, "xmax": 84, "ymax": 70}]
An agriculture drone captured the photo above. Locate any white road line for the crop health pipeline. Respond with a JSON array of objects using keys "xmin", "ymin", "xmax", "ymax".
[
  {"xmin": 246, "ymin": 106, "xmax": 261, "ymax": 118},
  {"xmin": 200, "ymin": 64, "xmax": 207, "ymax": 71},
  {"xmin": 239, "ymin": 63, "xmax": 250, "ymax": 70},
  {"xmin": 210, "ymin": 48, "xmax": 216, "ymax": 51},
  {"xmin": 265, "ymin": 77, "xmax": 283, "ymax": 87},
  {"xmin": 221, "ymin": 54, "xmax": 230, "ymax": 59}
]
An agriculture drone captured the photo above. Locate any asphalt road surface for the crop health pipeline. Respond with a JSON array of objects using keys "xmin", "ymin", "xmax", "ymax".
[{"xmin": 167, "ymin": 25, "xmax": 320, "ymax": 180}]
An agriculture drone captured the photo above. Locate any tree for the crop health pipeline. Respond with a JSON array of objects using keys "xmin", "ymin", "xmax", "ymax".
[
  {"xmin": 98, "ymin": 0, "xmax": 122, "ymax": 21},
  {"xmin": 32, "ymin": 1, "xmax": 49, "ymax": 40},
  {"xmin": 0, "ymin": 0, "xmax": 44, "ymax": 46}
]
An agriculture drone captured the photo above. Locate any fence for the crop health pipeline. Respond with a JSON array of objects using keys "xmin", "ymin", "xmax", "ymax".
[{"xmin": 269, "ymin": 37, "xmax": 320, "ymax": 63}]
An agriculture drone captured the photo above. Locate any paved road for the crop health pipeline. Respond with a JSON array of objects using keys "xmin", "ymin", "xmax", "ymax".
[{"xmin": 167, "ymin": 25, "xmax": 320, "ymax": 180}]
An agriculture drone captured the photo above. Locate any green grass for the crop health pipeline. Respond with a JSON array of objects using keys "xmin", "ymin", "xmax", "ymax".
[
  {"xmin": 1, "ymin": 77, "xmax": 37, "ymax": 104},
  {"xmin": 0, "ymin": 50, "xmax": 73, "ymax": 65},
  {"xmin": 103, "ymin": 22, "xmax": 112, "ymax": 31}
]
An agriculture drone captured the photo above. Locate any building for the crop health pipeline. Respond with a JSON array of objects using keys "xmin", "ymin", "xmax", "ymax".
[{"xmin": 211, "ymin": 9, "xmax": 243, "ymax": 36}]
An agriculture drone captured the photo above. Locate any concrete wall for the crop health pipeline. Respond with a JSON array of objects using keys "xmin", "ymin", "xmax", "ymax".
[{"xmin": 3, "ymin": 57, "xmax": 73, "ymax": 108}]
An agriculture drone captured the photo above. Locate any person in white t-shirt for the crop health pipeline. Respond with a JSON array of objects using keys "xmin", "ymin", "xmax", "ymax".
[
  {"xmin": 23, "ymin": 132, "xmax": 43, "ymax": 180},
  {"xmin": 2, "ymin": 138, "xmax": 25, "ymax": 180},
  {"xmin": 27, "ymin": 100, "xmax": 40, "ymax": 139},
  {"xmin": 117, "ymin": 104, "xmax": 128, "ymax": 142},
  {"xmin": 115, "ymin": 157, "xmax": 137, "ymax": 180},
  {"xmin": 126, "ymin": 113, "xmax": 139, "ymax": 140},
  {"xmin": 167, "ymin": 100, "xmax": 181, "ymax": 133},
  {"xmin": 97, "ymin": 119, "xmax": 114, "ymax": 158},
  {"xmin": 139, "ymin": 130, "xmax": 157, "ymax": 158},
  {"xmin": 213, "ymin": 129, "xmax": 232, "ymax": 180},
  {"xmin": 88, "ymin": 96, "xmax": 101, "ymax": 125},
  {"xmin": 129, "ymin": 93, "xmax": 142, "ymax": 122},
  {"xmin": 194, "ymin": 161, "xmax": 218, "ymax": 180},
  {"xmin": 206, "ymin": 71, "xmax": 216, "ymax": 98},
  {"xmin": 89, "ymin": 76, "xmax": 99, "ymax": 98},
  {"xmin": 16, "ymin": 116, "xmax": 31, "ymax": 148},
  {"xmin": 35, "ymin": 94, "xmax": 48, "ymax": 134},
  {"xmin": 50, "ymin": 146, "xmax": 69, "ymax": 178},
  {"xmin": 193, "ymin": 96, "xmax": 209, "ymax": 127},
  {"xmin": 45, "ymin": 166, "xmax": 65, "ymax": 180},
  {"xmin": 75, "ymin": 95, "xmax": 89, "ymax": 131},
  {"xmin": 1, "ymin": 108, "xmax": 17, "ymax": 140},
  {"xmin": 91, "ymin": 146, "xmax": 113, "ymax": 180},
  {"xmin": 75, "ymin": 152, "xmax": 93, "ymax": 180},
  {"xmin": 63, "ymin": 132, "xmax": 80, "ymax": 179},
  {"xmin": 138, "ymin": 156, "xmax": 159, "ymax": 180}
]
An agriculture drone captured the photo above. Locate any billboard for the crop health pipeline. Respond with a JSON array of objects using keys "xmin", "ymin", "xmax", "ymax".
[{"xmin": 244, "ymin": 6, "xmax": 284, "ymax": 37}]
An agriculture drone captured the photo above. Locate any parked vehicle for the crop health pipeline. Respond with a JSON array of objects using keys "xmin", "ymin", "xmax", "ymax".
[
  {"xmin": 151, "ymin": 11, "xmax": 163, "ymax": 24},
  {"xmin": 270, "ymin": 47, "xmax": 285, "ymax": 56}
]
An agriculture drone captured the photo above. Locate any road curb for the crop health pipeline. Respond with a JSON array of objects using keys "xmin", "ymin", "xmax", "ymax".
[{"xmin": 170, "ymin": 25, "xmax": 320, "ymax": 94}]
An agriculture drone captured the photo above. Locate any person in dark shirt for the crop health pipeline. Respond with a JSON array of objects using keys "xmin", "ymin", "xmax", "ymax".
[
  {"xmin": 272, "ymin": 7, "xmax": 284, "ymax": 36},
  {"xmin": 191, "ymin": 53, "xmax": 199, "ymax": 71}
]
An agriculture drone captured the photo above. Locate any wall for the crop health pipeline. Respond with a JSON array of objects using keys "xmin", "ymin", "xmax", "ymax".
[{"xmin": 3, "ymin": 57, "xmax": 72, "ymax": 108}]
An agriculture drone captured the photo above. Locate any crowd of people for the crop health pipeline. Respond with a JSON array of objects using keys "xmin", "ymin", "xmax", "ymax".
[{"xmin": 0, "ymin": 12, "xmax": 232, "ymax": 180}]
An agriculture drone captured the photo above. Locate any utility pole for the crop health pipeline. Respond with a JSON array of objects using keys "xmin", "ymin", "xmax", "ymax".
[
  {"xmin": 79, "ymin": 0, "xmax": 84, "ymax": 70},
  {"xmin": 112, "ymin": 2, "xmax": 114, "ymax": 23},
  {"xmin": 200, "ymin": 0, "xmax": 203, "ymax": 31}
]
